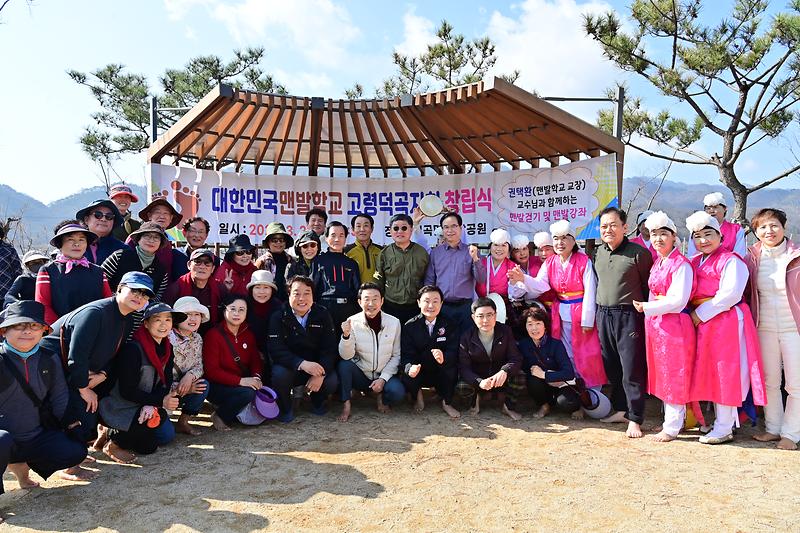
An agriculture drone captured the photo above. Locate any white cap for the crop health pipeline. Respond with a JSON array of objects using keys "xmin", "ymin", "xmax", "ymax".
[
  {"xmin": 685, "ymin": 211, "xmax": 721, "ymax": 235},
  {"xmin": 644, "ymin": 211, "xmax": 677, "ymax": 234},
  {"xmin": 549, "ymin": 220, "xmax": 573, "ymax": 238},
  {"xmin": 636, "ymin": 210, "xmax": 655, "ymax": 226},
  {"xmin": 489, "ymin": 228, "xmax": 511, "ymax": 246},
  {"xmin": 703, "ymin": 192, "xmax": 725, "ymax": 207},
  {"xmin": 511, "ymin": 234, "xmax": 530, "ymax": 249},
  {"xmin": 533, "ymin": 231, "xmax": 553, "ymax": 248}
]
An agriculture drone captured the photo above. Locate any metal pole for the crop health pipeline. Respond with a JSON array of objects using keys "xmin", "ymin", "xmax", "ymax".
[
  {"xmin": 613, "ymin": 86, "xmax": 625, "ymax": 140},
  {"xmin": 149, "ymin": 96, "xmax": 158, "ymax": 144}
]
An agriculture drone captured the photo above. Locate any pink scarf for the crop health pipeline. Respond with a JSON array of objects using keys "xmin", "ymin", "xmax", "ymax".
[{"xmin": 56, "ymin": 253, "xmax": 90, "ymax": 274}]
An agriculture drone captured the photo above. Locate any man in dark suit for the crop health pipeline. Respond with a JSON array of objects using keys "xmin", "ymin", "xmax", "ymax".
[{"xmin": 400, "ymin": 285, "xmax": 460, "ymax": 418}]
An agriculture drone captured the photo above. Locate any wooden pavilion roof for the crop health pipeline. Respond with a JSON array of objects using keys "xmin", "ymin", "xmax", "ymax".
[{"xmin": 147, "ymin": 77, "xmax": 624, "ymax": 184}]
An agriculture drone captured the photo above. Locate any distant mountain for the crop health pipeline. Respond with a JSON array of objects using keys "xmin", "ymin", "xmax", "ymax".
[
  {"xmin": 0, "ymin": 184, "xmax": 147, "ymax": 249},
  {"xmin": 622, "ymin": 177, "xmax": 800, "ymax": 239},
  {"xmin": 1, "ymin": 177, "xmax": 798, "ymax": 250}
]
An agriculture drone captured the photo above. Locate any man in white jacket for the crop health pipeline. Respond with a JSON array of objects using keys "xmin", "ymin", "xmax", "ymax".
[{"xmin": 337, "ymin": 283, "xmax": 405, "ymax": 422}]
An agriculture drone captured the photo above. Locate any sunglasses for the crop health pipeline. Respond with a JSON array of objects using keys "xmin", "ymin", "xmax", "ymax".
[
  {"xmin": 129, "ymin": 288, "xmax": 152, "ymax": 298},
  {"xmin": 392, "ymin": 225, "xmax": 409, "ymax": 232},
  {"xmin": 92, "ymin": 211, "xmax": 116, "ymax": 221},
  {"xmin": 234, "ymin": 250, "xmax": 252, "ymax": 256},
  {"xmin": 269, "ymin": 237, "xmax": 286, "ymax": 243},
  {"xmin": 192, "ymin": 258, "xmax": 214, "ymax": 266}
]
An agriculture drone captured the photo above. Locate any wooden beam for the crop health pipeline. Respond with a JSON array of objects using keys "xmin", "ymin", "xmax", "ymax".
[
  {"xmin": 173, "ymin": 96, "xmax": 241, "ymax": 162},
  {"xmin": 477, "ymin": 97, "xmax": 565, "ymax": 159},
  {"xmin": 359, "ymin": 100, "xmax": 391, "ymax": 176},
  {"xmin": 272, "ymin": 97, "xmax": 297, "ymax": 174},
  {"xmin": 291, "ymin": 98, "xmax": 310, "ymax": 176},
  {"xmin": 434, "ymin": 103, "xmax": 522, "ymax": 167},
  {"xmin": 348, "ymin": 102, "xmax": 371, "ymax": 177},
  {"xmin": 215, "ymin": 92, "xmax": 262, "ymax": 169},
  {"xmin": 336, "ymin": 101, "xmax": 353, "ymax": 177},
  {"xmin": 485, "ymin": 76, "xmax": 625, "ymax": 155},
  {"xmin": 196, "ymin": 91, "xmax": 252, "ymax": 163},
  {"xmin": 397, "ymin": 105, "xmax": 464, "ymax": 173},
  {"xmin": 369, "ymin": 101, "xmax": 410, "ymax": 177},
  {"xmin": 327, "ymin": 101, "xmax": 335, "ymax": 176},
  {"xmin": 410, "ymin": 105, "xmax": 487, "ymax": 169},
  {"xmin": 307, "ymin": 97, "xmax": 324, "ymax": 177},
  {"xmin": 148, "ymin": 84, "xmax": 234, "ymax": 163},
  {"xmin": 384, "ymin": 105, "xmax": 444, "ymax": 173},
  {"xmin": 236, "ymin": 96, "xmax": 280, "ymax": 172}
]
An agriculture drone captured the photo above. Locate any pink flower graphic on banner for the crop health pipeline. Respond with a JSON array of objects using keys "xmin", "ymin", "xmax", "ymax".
[{"xmin": 152, "ymin": 180, "xmax": 202, "ymax": 226}]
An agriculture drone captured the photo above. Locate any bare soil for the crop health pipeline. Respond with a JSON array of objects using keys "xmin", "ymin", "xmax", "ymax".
[{"xmin": 2, "ymin": 395, "xmax": 798, "ymax": 532}]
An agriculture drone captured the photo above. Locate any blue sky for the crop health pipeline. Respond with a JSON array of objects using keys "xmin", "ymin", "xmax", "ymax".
[{"xmin": 1, "ymin": 0, "xmax": 798, "ymax": 203}]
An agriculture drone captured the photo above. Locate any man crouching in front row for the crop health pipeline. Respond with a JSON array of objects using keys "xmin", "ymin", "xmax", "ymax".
[
  {"xmin": 457, "ymin": 297, "xmax": 525, "ymax": 420},
  {"xmin": 337, "ymin": 283, "xmax": 405, "ymax": 422}
]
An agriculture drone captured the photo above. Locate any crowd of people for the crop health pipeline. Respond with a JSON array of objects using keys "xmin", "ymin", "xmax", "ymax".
[{"xmin": 0, "ymin": 184, "xmax": 797, "ymax": 499}]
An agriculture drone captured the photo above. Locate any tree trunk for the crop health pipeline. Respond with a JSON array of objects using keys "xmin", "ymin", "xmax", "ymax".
[{"xmin": 718, "ymin": 164, "xmax": 749, "ymax": 228}]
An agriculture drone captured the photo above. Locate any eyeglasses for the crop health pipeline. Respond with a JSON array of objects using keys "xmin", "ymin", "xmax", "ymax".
[
  {"xmin": 129, "ymin": 288, "xmax": 152, "ymax": 299},
  {"xmin": 92, "ymin": 211, "xmax": 115, "ymax": 221},
  {"xmin": 300, "ymin": 242, "xmax": 318, "ymax": 248},
  {"xmin": 269, "ymin": 237, "xmax": 286, "ymax": 243},
  {"xmin": 8, "ymin": 322, "xmax": 46, "ymax": 332},
  {"xmin": 138, "ymin": 233, "xmax": 162, "ymax": 241},
  {"xmin": 234, "ymin": 250, "xmax": 252, "ymax": 256},
  {"xmin": 186, "ymin": 228, "xmax": 207, "ymax": 235},
  {"xmin": 392, "ymin": 225, "xmax": 409, "ymax": 232},
  {"xmin": 474, "ymin": 313, "xmax": 496, "ymax": 320},
  {"xmin": 192, "ymin": 259, "xmax": 213, "ymax": 266},
  {"xmin": 226, "ymin": 306, "xmax": 247, "ymax": 314}
]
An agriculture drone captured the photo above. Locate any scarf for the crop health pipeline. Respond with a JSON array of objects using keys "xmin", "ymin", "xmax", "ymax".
[
  {"xmin": 133, "ymin": 327, "xmax": 171, "ymax": 385},
  {"xmin": 136, "ymin": 245, "xmax": 156, "ymax": 269},
  {"xmin": 56, "ymin": 253, "xmax": 90, "ymax": 274},
  {"xmin": 2, "ymin": 340, "xmax": 39, "ymax": 360},
  {"xmin": 175, "ymin": 272, "xmax": 220, "ymax": 324},
  {"xmin": 249, "ymin": 297, "xmax": 274, "ymax": 319},
  {"xmin": 228, "ymin": 259, "xmax": 255, "ymax": 277}
]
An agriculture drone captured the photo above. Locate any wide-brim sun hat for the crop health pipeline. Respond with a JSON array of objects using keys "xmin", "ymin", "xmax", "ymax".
[
  {"xmin": 582, "ymin": 389, "xmax": 612, "ymax": 419},
  {"xmin": 138, "ymin": 198, "xmax": 182, "ymax": 230},
  {"xmin": 21, "ymin": 250, "xmax": 49, "ymax": 264},
  {"xmin": 0, "ymin": 301, "xmax": 51, "ymax": 332},
  {"xmin": 75, "ymin": 199, "xmax": 124, "ymax": 228},
  {"xmin": 129, "ymin": 221, "xmax": 169, "ymax": 245},
  {"xmin": 225, "ymin": 234, "xmax": 257, "ymax": 261},
  {"xmin": 172, "ymin": 296, "xmax": 211, "ymax": 323},
  {"xmin": 142, "ymin": 302, "xmax": 187, "ymax": 325},
  {"xmin": 50, "ymin": 223, "xmax": 99, "ymax": 249},
  {"xmin": 262, "ymin": 222, "xmax": 294, "ymax": 248},
  {"xmin": 109, "ymin": 183, "xmax": 140, "ymax": 203},
  {"xmin": 247, "ymin": 270, "xmax": 278, "ymax": 291}
]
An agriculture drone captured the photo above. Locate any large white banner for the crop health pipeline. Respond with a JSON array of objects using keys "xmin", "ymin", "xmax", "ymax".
[{"xmin": 148, "ymin": 154, "xmax": 618, "ymax": 245}]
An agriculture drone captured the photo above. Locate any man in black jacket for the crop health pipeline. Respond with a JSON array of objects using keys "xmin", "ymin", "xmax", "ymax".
[
  {"xmin": 311, "ymin": 221, "xmax": 360, "ymax": 336},
  {"xmin": 457, "ymin": 297, "xmax": 525, "ymax": 421},
  {"xmin": 0, "ymin": 301, "xmax": 88, "ymax": 491},
  {"xmin": 401, "ymin": 285, "xmax": 460, "ymax": 418},
  {"xmin": 267, "ymin": 276, "xmax": 339, "ymax": 422},
  {"xmin": 40, "ymin": 271, "xmax": 153, "ymax": 443}
]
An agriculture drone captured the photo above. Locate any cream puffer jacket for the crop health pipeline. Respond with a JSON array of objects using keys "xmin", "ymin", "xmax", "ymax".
[{"xmin": 338, "ymin": 311, "xmax": 402, "ymax": 382}]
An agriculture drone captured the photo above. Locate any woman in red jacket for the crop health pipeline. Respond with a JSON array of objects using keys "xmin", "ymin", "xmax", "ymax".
[{"xmin": 203, "ymin": 293, "xmax": 263, "ymax": 431}]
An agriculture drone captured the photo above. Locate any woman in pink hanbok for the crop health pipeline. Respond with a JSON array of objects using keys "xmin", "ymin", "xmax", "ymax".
[
  {"xmin": 475, "ymin": 229, "xmax": 516, "ymax": 300},
  {"xmin": 632, "ymin": 212, "xmax": 696, "ymax": 442},
  {"xmin": 522, "ymin": 220, "xmax": 607, "ymax": 409},
  {"xmin": 685, "ymin": 211, "xmax": 766, "ymax": 445}
]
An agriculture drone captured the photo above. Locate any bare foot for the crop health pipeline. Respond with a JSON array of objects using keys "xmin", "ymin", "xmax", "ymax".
[
  {"xmin": 651, "ymin": 431, "xmax": 676, "ymax": 442},
  {"xmin": 752, "ymin": 431, "xmax": 781, "ymax": 442},
  {"xmin": 626, "ymin": 421, "xmax": 644, "ymax": 438},
  {"xmin": 571, "ymin": 408, "xmax": 585, "ymax": 420},
  {"xmin": 102, "ymin": 441, "xmax": 136, "ymax": 464},
  {"xmin": 8, "ymin": 464, "xmax": 39, "ymax": 488},
  {"xmin": 337, "ymin": 400, "xmax": 352, "ymax": 422},
  {"xmin": 176, "ymin": 414, "xmax": 201, "ymax": 436},
  {"xmin": 211, "ymin": 412, "xmax": 232, "ymax": 432},
  {"xmin": 777, "ymin": 437, "xmax": 798, "ymax": 450},
  {"xmin": 91, "ymin": 424, "xmax": 109, "ymax": 452},
  {"xmin": 533, "ymin": 403, "xmax": 551, "ymax": 419},
  {"xmin": 414, "ymin": 390, "xmax": 425, "ymax": 413},
  {"xmin": 469, "ymin": 394, "xmax": 481, "ymax": 416},
  {"xmin": 81, "ymin": 455, "xmax": 96, "ymax": 465},
  {"xmin": 502, "ymin": 403, "xmax": 523, "ymax": 421},
  {"xmin": 601, "ymin": 411, "xmax": 627, "ymax": 424},
  {"xmin": 442, "ymin": 400, "xmax": 461, "ymax": 419},
  {"xmin": 57, "ymin": 466, "xmax": 98, "ymax": 481},
  {"xmin": 376, "ymin": 394, "xmax": 391, "ymax": 414}
]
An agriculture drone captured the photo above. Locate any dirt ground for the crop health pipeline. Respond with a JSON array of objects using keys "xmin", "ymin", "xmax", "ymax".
[{"xmin": 1, "ymin": 394, "xmax": 799, "ymax": 533}]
